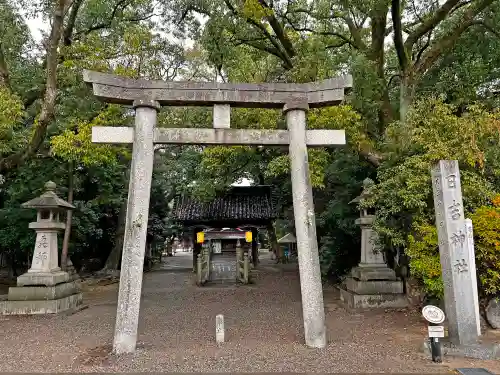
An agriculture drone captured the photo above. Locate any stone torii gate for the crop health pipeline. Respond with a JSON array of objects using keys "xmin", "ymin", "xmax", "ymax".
[{"xmin": 83, "ymin": 70, "xmax": 352, "ymax": 354}]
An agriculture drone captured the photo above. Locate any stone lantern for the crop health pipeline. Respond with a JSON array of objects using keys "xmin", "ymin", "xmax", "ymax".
[
  {"xmin": 0, "ymin": 181, "xmax": 83, "ymax": 315},
  {"xmin": 350, "ymin": 178, "xmax": 387, "ymax": 267},
  {"xmin": 338, "ymin": 178, "xmax": 407, "ymax": 309}
]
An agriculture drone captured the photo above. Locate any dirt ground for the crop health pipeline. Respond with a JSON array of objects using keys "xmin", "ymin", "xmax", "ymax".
[{"xmin": 0, "ymin": 252, "xmax": 499, "ymax": 373}]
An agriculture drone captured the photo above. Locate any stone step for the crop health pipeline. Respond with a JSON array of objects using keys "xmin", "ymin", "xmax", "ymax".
[
  {"xmin": 0, "ymin": 293, "xmax": 83, "ymax": 315},
  {"xmin": 344, "ymin": 277, "xmax": 403, "ymax": 295},
  {"xmin": 17, "ymin": 271, "xmax": 69, "ymax": 287},
  {"xmin": 457, "ymin": 369, "xmax": 495, "ymax": 375},
  {"xmin": 339, "ymin": 287, "xmax": 408, "ymax": 309},
  {"xmin": 350, "ymin": 266, "xmax": 399, "ymax": 281},
  {"xmin": 7, "ymin": 281, "xmax": 79, "ymax": 301}
]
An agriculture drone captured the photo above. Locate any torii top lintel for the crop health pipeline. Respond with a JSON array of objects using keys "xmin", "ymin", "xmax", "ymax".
[{"xmin": 82, "ymin": 70, "xmax": 353, "ymax": 109}]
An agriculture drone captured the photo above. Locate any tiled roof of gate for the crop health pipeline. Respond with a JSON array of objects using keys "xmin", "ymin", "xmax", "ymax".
[{"xmin": 172, "ymin": 186, "xmax": 276, "ymax": 223}]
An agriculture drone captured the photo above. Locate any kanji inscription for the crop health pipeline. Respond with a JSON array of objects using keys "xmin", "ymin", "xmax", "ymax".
[
  {"xmin": 453, "ymin": 258, "xmax": 468, "ymax": 273},
  {"xmin": 448, "ymin": 200, "xmax": 462, "ymax": 220},
  {"xmin": 37, "ymin": 234, "xmax": 48, "ymax": 248},
  {"xmin": 35, "ymin": 251, "xmax": 48, "ymax": 264},
  {"xmin": 450, "ymin": 230, "xmax": 466, "ymax": 247},
  {"xmin": 446, "ymin": 174, "xmax": 457, "ymax": 188}
]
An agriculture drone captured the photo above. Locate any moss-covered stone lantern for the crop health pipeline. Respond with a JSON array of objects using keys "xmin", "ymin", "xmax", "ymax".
[
  {"xmin": 19, "ymin": 181, "xmax": 75, "ymax": 279},
  {"xmin": 0, "ymin": 181, "xmax": 83, "ymax": 315},
  {"xmin": 339, "ymin": 177, "xmax": 407, "ymax": 309}
]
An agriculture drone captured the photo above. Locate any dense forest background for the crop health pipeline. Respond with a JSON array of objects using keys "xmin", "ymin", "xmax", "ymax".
[{"xmin": 0, "ymin": 0, "xmax": 499, "ymax": 301}]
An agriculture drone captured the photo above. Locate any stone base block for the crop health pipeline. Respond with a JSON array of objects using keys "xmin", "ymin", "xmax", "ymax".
[
  {"xmin": 339, "ymin": 287, "xmax": 408, "ymax": 309},
  {"xmin": 421, "ymin": 338, "xmax": 500, "ymax": 360},
  {"xmin": 7, "ymin": 281, "xmax": 79, "ymax": 301},
  {"xmin": 345, "ymin": 277, "xmax": 403, "ymax": 295},
  {"xmin": 0, "ymin": 293, "xmax": 83, "ymax": 315},
  {"xmin": 17, "ymin": 271, "xmax": 69, "ymax": 287},
  {"xmin": 350, "ymin": 266, "xmax": 398, "ymax": 281}
]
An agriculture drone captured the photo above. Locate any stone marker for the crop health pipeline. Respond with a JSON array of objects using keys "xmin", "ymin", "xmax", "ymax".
[
  {"xmin": 431, "ymin": 160, "xmax": 481, "ymax": 345},
  {"xmin": 0, "ymin": 181, "xmax": 83, "ymax": 315},
  {"xmin": 216, "ymin": 314, "xmax": 224, "ymax": 343},
  {"xmin": 83, "ymin": 70, "xmax": 353, "ymax": 353},
  {"xmin": 340, "ymin": 178, "xmax": 407, "ymax": 308}
]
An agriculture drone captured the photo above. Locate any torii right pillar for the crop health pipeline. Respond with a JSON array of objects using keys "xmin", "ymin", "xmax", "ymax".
[{"xmin": 285, "ymin": 101, "xmax": 326, "ymax": 348}]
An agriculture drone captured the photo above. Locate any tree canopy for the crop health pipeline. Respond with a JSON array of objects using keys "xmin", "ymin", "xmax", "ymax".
[{"xmin": 0, "ymin": 0, "xmax": 499, "ymax": 299}]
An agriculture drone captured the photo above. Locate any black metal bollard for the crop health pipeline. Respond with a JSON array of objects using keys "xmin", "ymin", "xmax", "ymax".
[{"xmin": 429, "ymin": 322, "xmax": 442, "ymax": 363}]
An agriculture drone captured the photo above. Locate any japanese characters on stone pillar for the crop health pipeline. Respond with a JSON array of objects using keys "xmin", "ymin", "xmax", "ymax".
[{"xmin": 431, "ymin": 160, "xmax": 481, "ymax": 345}]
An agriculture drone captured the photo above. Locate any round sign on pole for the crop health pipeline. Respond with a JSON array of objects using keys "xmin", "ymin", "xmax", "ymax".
[{"xmin": 422, "ymin": 305, "xmax": 446, "ymax": 324}]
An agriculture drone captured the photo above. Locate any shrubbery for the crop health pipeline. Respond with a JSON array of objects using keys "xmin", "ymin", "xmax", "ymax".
[{"xmin": 365, "ymin": 99, "xmax": 500, "ymax": 299}]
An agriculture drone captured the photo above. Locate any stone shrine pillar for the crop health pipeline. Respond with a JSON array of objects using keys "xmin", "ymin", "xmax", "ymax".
[
  {"xmin": 431, "ymin": 160, "xmax": 481, "ymax": 345},
  {"xmin": 113, "ymin": 99, "xmax": 159, "ymax": 355},
  {"xmin": 0, "ymin": 181, "xmax": 83, "ymax": 315},
  {"xmin": 285, "ymin": 101, "xmax": 326, "ymax": 349},
  {"xmin": 339, "ymin": 178, "xmax": 407, "ymax": 308}
]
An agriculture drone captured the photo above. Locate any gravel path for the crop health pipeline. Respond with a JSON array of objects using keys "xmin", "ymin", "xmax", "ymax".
[{"xmin": 0, "ymin": 252, "xmax": 497, "ymax": 373}]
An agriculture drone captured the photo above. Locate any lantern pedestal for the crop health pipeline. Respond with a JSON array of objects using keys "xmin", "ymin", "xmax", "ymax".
[
  {"xmin": 339, "ymin": 182, "xmax": 407, "ymax": 309},
  {"xmin": 0, "ymin": 181, "xmax": 83, "ymax": 315}
]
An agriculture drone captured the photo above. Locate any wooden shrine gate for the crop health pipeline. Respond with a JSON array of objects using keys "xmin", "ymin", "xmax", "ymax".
[
  {"xmin": 83, "ymin": 70, "xmax": 352, "ymax": 354},
  {"xmin": 196, "ymin": 240, "xmax": 250, "ymax": 285}
]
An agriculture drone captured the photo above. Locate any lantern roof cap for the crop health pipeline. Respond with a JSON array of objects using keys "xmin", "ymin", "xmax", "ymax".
[
  {"xmin": 21, "ymin": 181, "xmax": 76, "ymax": 210},
  {"xmin": 349, "ymin": 178, "xmax": 375, "ymax": 205}
]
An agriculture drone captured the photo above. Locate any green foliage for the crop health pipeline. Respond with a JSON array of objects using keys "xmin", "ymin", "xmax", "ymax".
[
  {"xmin": 317, "ymin": 149, "xmax": 374, "ymax": 280},
  {"xmin": 469, "ymin": 196, "xmax": 500, "ymax": 296},
  {"xmin": 265, "ymin": 149, "xmax": 330, "ymax": 188},
  {"xmin": 50, "ymin": 105, "xmax": 128, "ymax": 166},
  {"xmin": 0, "ymin": 87, "xmax": 25, "ymax": 155},
  {"xmin": 406, "ymin": 224, "xmax": 443, "ymax": 298},
  {"xmin": 369, "ymin": 99, "xmax": 500, "ymax": 297}
]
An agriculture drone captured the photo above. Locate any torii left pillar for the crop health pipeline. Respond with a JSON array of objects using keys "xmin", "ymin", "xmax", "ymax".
[{"xmin": 113, "ymin": 99, "xmax": 159, "ymax": 354}]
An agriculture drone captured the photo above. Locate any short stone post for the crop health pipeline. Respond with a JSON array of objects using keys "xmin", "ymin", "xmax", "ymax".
[
  {"xmin": 204, "ymin": 247, "xmax": 210, "ymax": 280},
  {"xmin": 236, "ymin": 243, "xmax": 242, "ymax": 263},
  {"xmin": 431, "ymin": 160, "xmax": 481, "ymax": 345},
  {"xmin": 243, "ymin": 253, "xmax": 249, "ymax": 284},
  {"xmin": 0, "ymin": 181, "xmax": 83, "ymax": 315},
  {"xmin": 285, "ymin": 101, "xmax": 326, "ymax": 349},
  {"xmin": 113, "ymin": 99, "xmax": 159, "ymax": 355},
  {"xmin": 196, "ymin": 253, "xmax": 202, "ymax": 285},
  {"xmin": 216, "ymin": 314, "xmax": 225, "ymax": 343}
]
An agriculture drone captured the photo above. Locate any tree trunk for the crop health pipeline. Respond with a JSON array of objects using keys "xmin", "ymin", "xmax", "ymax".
[
  {"xmin": 103, "ymin": 200, "xmax": 127, "ymax": 270},
  {"xmin": 267, "ymin": 223, "xmax": 279, "ymax": 260},
  {"xmin": 8, "ymin": 254, "xmax": 18, "ymax": 278},
  {"xmin": 399, "ymin": 75, "xmax": 415, "ymax": 123},
  {"xmin": 0, "ymin": 0, "xmax": 69, "ymax": 173},
  {"xmin": 166, "ymin": 238, "xmax": 173, "ymax": 256},
  {"xmin": 60, "ymin": 161, "xmax": 74, "ymax": 271},
  {"xmin": 101, "ymin": 165, "xmax": 130, "ymax": 272}
]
